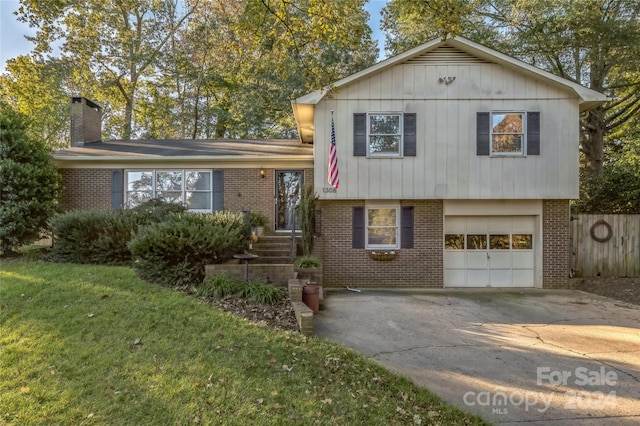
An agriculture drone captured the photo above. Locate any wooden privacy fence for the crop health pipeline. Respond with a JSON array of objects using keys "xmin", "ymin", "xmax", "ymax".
[{"xmin": 571, "ymin": 214, "xmax": 640, "ymax": 277}]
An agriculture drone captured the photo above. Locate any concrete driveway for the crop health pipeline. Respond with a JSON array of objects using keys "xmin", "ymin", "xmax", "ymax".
[{"xmin": 314, "ymin": 289, "xmax": 640, "ymax": 425}]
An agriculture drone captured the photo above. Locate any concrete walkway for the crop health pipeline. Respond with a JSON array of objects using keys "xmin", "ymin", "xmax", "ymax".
[{"xmin": 314, "ymin": 289, "xmax": 640, "ymax": 425}]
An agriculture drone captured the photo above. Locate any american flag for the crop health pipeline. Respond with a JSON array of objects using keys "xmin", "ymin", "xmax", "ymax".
[{"xmin": 328, "ymin": 116, "xmax": 339, "ymax": 188}]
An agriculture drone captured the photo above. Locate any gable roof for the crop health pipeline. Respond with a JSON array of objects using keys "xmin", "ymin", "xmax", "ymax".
[{"xmin": 292, "ymin": 36, "xmax": 609, "ymax": 143}]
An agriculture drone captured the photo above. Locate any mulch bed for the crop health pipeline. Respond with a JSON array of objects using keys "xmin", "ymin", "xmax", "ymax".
[
  {"xmin": 202, "ymin": 294, "xmax": 300, "ymax": 333},
  {"xmin": 570, "ymin": 277, "xmax": 640, "ymax": 306}
]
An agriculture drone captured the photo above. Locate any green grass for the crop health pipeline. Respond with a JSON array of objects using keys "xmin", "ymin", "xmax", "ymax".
[{"xmin": 0, "ymin": 261, "xmax": 488, "ymax": 425}]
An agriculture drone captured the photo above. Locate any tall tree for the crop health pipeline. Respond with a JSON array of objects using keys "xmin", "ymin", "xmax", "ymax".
[
  {"xmin": 382, "ymin": 0, "xmax": 640, "ymax": 175},
  {"xmin": 0, "ymin": 56, "xmax": 70, "ymax": 148},
  {"xmin": 17, "ymin": 0, "xmax": 198, "ymax": 139}
]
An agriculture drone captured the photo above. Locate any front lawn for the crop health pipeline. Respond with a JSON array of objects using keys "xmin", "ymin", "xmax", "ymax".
[{"xmin": 0, "ymin": 262, "xmax": 487, "ymax": 425}]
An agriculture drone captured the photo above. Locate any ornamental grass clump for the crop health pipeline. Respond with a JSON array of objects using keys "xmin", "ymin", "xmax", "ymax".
[
  {"xmin": 128, "ymin": 212, "xmax": 248, "ymax": 288},
  {"xmin": 197, "ymin": 274, "xmax": 285, "ymax": 304}
]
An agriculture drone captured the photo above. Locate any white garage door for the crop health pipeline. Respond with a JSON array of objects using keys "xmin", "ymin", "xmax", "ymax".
[{"xmin": 444, "ymin": 216, "xmax": 535, "ymax": 287}]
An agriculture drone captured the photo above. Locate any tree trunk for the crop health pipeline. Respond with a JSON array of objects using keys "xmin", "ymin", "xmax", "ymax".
[
  {"xmin": 123, "ymin": 99, "xmax": 133, "ymax": 140},
  {"xmin": 583, "ymin": 106, "xmax": 606, "ymax": 174}
]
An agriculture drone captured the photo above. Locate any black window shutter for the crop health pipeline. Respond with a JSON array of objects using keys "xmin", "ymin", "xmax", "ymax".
[
  {"xmin": 477, "ymin": 112, "xmax": 490, "ymax": 155},
  {"xmin": 527, "ymin": 111, "xmax": 540, "ymax": 155},
  {"xmin": 212, "ymin": 170, "xmax": 224, "ymax": 211},
  {"xmin": 401, "ymin": 206, "xmax": 414, "ymax": 249},
  {"xmin": 111, "ymin": 169, "xmax": 123, "ymax": 210},
  {"xmin": 352, "ymin": 207, "xmax": 365, "ymax": 248},
  {"xmin": 354, "ymin": 113, "xmax": 366, "ymax": 156},
  {"xmin": 403, "ymin": 113, "xmax": 416, "ymax": 156}
]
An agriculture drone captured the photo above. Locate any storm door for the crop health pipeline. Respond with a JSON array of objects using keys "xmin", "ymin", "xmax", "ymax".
[{"xmin": 275, "ymin": 171, "xmax": 303, "ymax": 230}]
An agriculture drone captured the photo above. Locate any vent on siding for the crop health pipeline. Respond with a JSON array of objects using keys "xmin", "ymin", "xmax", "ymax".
[{"xmin": 406, "ymin": 45, "xmax": 492, "ymax": 64}]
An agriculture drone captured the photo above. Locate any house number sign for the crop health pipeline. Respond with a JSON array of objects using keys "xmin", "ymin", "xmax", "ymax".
[{"xmin": 322, "ymin": 187, "xmax": 337, "ymax": 193}]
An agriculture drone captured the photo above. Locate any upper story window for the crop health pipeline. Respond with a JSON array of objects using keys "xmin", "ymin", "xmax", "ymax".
[
  {"xmin": 477, "ymin": 111, "xmax": 540, "ymax": 156},
  {"xmin": 125, "ymin": 170, "xmax": 213, "ymax": 212},
  {"xmin": 354, "ymin": 112, "xmax": 417, "ymax": 157},
  {"xmin": 491, "ymin": 112, "xmax": 524, "ymax": 155},
  {"xmin": 368, "ymin": 113, "xmax": 402, "ymax": 156}
]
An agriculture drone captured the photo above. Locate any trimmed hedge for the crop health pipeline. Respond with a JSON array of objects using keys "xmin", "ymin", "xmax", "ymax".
[
  {"xmin": 49, "ymin": 199, "xmax": 187, "ymax": 265},
  {"xmin": 128, "ymin": 211, "xmax": 248, "ymax": 288}
]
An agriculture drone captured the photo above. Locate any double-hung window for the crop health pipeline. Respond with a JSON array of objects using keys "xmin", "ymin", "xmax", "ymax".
[
  {"xmin": 354, "ymin": 112, "xmax": 416, "ymax": 157},
  {"xmin": 491, "ymin": 112, "xmax": 525, "ymax": 155},
  {"xmin": 366, "ymin": 205, "xmax": 399, "ymax": 249},
  {"xmin": 477, "ymin": 111, "xmax": 540, "ymax": 156},
  {"xmin": 125, "ymin": 170, "xmax": 213, "ymax": 212},
  {"xmin": 368, "ymin": 113, "xmax": 402, "ymax": 156}
]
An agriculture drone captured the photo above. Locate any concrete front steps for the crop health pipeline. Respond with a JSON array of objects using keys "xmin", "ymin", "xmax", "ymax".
[
  {"xmin": 204, "ymin": 234, "xmax": 300, "ymax": 285},
  {"xmin": 249, "ymin": 234, "xmax": 299, "ymax": 264}
]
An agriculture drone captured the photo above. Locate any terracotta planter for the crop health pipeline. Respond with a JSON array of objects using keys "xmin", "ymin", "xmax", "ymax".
[{"xmin": 302, "ymin": 282, "xmax": 320, "ymax": 314}]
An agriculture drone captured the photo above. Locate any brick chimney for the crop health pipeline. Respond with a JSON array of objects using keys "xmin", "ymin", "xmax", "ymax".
[{"xmin": 70, "ymin": 97, "xmax": 102, "ymax": 147}]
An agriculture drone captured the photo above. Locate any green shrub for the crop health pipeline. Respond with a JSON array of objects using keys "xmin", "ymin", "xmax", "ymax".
[
  {"xmin": 294, "ymin": 255, "xmax": 322, "ymax": 268},
  {"xmin": 49, "ymin": 199, "xmax": 187, "ymax": 265},
  {"xmin": 49, "ymin": 210, "xmax": 139, "ymax": 265},
  {"xmin": 131, "ymin": 198, "xmax": 188, "ymax": 219},
  {"xmin": 199, "ymin": 275, "xmax": 285, "ymax": 304},
  {"xmin": 128, "ymin": 212, "xmax": 248, "ymax": 288},
  {"xmin": 249, "ymin": 211, "xmax": 268, "ymax": 227},
  {"xmin": 0, "ymin": 103, "xmax": 61, "ymax": 254}
]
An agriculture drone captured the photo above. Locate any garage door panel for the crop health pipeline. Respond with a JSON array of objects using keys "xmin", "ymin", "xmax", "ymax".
[
  {"xmin": 444, "ymin": 269, "xmax": 466, "ymax": 286},
  {"xmin": 512, "ymin": 270, "xmax": 535, "ymax": 286},
  {"xmin": 444, "ymin": 252, "xmax": 466, "ymax": 268},
  {"xmin": 467, "ymin": 252, "xmax": 488, "ymax": 269},
  {"xmin": 489, "ymin": 270, "xmax": 512, "ymax": 286},
  {"xmin": 490, "ymin": 252, "xmax": 512, "ymax": 269},
  {"xmin": 513, "ymin": 252, "xmax": 534, "ymax": 268},
  {"xmin": 467, "ymin": 270, "xmax": 489, "ymax": 286}
]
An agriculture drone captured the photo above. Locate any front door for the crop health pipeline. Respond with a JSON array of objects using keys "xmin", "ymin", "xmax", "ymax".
[{"xmin": 275, "ymin": 170, "xmax": 303, "ymax": 231}]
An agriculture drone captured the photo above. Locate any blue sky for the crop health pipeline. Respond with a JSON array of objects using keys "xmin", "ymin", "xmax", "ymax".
[{"xmin": 0, "ymin": 0, "xmax": 388, "ymax": 73}]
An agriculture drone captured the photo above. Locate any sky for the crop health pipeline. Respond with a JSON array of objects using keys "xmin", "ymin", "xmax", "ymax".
[{"xmin": 0, "ymin": 0, "xmax": 388, "ymax": 74}]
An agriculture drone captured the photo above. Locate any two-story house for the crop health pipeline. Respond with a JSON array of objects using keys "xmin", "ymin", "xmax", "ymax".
[{"xmin": 292, "ymin": 36, "xmax": 607, "ymax": 289}]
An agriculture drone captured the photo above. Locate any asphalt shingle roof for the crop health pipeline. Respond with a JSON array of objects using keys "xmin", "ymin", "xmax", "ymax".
[{"xmin": 54, "ymin": 139, "xmax": 312, "ymax": 159}]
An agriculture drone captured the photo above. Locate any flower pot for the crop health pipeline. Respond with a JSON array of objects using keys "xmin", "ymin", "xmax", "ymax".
[{"xmin": 302, "ymin": 282, "xmax": 320, "ymax": 314}]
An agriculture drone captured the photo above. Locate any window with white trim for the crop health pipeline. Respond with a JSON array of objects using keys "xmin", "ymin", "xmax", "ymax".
[
  {"xmin": 491, "ymin": 112, "xmax": 525, "ymax": 155},
  {"xmin": 368, "ymin": 113, "xmax": 403, "ymax": 156},
  {"xmin": 125, "ymin": 170, "xmax": 213, "ymax": 212},
  {"xmin": 366, "ymin": 205, "xmax": 399, "ymax": 249}
]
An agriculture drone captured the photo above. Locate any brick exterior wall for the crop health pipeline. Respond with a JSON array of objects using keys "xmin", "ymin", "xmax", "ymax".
[
  {"xmin": 59, "ymin": 167, "xmax": 314, "ymax": 224},
  {"xmin": 542, "ymin": 199, "xmax": 571, "ymax": 288},
  {"xmin": 59, "ymin": 169, "xmax": 113, "ymax": 211},
  {"xmin": 316, "ymin": 200, "xmax": 443, "ymax": 288},
  {"xmin": 223, "ymin": 168, "xmax": 313, "ymax": 231}
]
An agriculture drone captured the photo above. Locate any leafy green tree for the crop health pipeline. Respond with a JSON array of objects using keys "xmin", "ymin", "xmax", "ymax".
[
  {"xmin": 17, "ymin": 0, "xmax": 197, "ymax": 140},
  {"xmin": 0, "ymin": 56, "xmax": 70, "ymax": 148},
  {"xmin": 0, "ymin": 103, "xmax": 61, "ymax": 253},
  {"xmin": 382, "ymin": 0, "xmax": 640, "ymax": 177}
]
